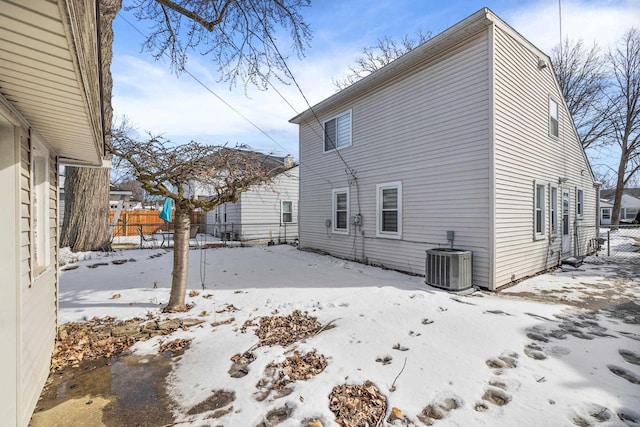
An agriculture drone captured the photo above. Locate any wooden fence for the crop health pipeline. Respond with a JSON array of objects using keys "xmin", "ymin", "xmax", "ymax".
[{"xmin": 110, "ymin": 210, "xmax": 205, "ymax": 236}]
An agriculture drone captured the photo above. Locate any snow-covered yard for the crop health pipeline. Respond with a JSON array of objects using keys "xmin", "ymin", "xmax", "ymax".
[{"xmin": 40, "ymin": 245, "xmax": 640, "ymax": 426}]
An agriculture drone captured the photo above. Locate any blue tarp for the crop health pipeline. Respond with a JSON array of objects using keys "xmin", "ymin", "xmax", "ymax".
[{"xmin": 159, "ymin": 197, "xmax": 173, "ymax": 222}]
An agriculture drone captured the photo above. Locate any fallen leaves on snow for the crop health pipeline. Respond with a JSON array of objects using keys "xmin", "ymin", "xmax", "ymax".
[
  {"xmin": 329, "ymin": 381, "xmax": 387, "ymax": 427},
  {"xmin": 252, "ymin": 310, "xmax": 323, "ymax": 347}
]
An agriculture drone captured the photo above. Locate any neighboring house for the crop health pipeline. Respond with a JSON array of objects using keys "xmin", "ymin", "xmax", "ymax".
[
  {"xmin": 0, "ymin": 2, "xmax": 105, "ymax": 425},
  {"xmin": 59, "ymin": 178, "xmax": 140, "ymax": 225},
  {"xmin": 289, "ymin": 8, "xmax": 598, "ymax": 291},
  {"xmin": 109, "ymin": 184, "xmax": 142, "ymax": 210},
  {"xmin": 599, "ymin": 189, "xmax": 640, "ymax": 224},
  {"xmin": 206, "ymin": 165, "xmax": 299, "ymax": 243}
]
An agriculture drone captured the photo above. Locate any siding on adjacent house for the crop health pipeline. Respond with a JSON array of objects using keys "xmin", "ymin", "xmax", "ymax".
[
  {"xmin": 299, "ymin": 30, "xmax": 492, "ymax": 287},
  {"xmin": 18, "ymin": 129, "xmax": 59, "ymax": 426},
  {"xmin": 238, "ymin": 166, "xmax": 299, "ymax": 242},
  {"xmin": 207, "ymin": 167, "xmax": 299, "ymax": 242},
  {"xmin": 492, "ymin": 23, "xmax": 597, "ymax": 288}
]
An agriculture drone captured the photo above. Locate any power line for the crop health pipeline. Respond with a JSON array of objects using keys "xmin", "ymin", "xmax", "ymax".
[
  {"xmin": 246, "ymin": 2, "xmax": 357, "ymax": 180},
  {"xmin": 118, "ymin": 13, "xmax": 332, "ymax": 184}
]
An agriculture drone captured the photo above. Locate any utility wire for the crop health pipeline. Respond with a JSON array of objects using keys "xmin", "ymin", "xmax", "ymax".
[
  {"xmin": 119, "ymin": 13, "xmax": 333, "ymax": 185},
  {"xmin": 247, "ymin": 2, "xmax": 357, "ymax": 180}
]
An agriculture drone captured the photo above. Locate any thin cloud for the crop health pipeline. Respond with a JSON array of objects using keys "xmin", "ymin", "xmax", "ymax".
[{"xmin": 111, "ymin": 1, "xmax": 638, "ymax": 159}]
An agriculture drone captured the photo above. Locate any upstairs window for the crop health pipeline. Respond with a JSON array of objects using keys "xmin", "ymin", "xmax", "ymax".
[
  {"xmin": 549, "ymin": 98, "xmax": 559, "ymax": 137},
  {"xmin": 324, "ymin": 110, "xmax": 351, "ymax": 152}
]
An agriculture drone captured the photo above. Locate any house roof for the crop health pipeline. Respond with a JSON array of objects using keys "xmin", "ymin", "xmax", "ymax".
[
  {"xmin": 600, "ymin": 188, "xmax": 640, "ymax": 200},
  {"xmin": 289, "ymin": 8, "xmax": 547, "ymax": 124},
  {"xmin": 0, "ymin": 0, "xmax": 104, "ymax": 166}
]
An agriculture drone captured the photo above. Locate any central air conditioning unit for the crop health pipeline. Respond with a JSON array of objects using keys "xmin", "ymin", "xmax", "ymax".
[{"xmin": 426, "ymin": 248, "xmax": 472, "ymax": 291}]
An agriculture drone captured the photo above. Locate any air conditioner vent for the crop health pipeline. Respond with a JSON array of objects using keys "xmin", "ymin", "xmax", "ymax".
[{"xmin": 425, "ymin": 248, "xmax": 472, "ymax": 291}]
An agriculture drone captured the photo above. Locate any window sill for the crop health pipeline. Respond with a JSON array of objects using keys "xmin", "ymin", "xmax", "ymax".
[
  {"xmin": 323, "ymin": 144, "xmax": 352, "ymax": 154},
  {"xmin": 533, "ymin": 234, "xmax": 546, "ymax": 241},
  {"xmin": 332, "ymin": 229, "xmax": 349, "ymax": 235}
]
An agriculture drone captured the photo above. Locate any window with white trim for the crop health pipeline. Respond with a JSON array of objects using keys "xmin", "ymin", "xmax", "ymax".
[
  {"xmin": 624, "ymin": 208, "xmax": 638, "ymax": 220},
  {"xmin": 332, "ymin": 188, "xmax": 349, "ymax": 234},
  {"xmin": 281, "ymin": 201, "xmax": 293, "ymax": 223},
  {"xmin": 601, "ymin": 208, "xmax": 611, "ymax": 220},
  {"xmin": 550, "ymin": 186, "xmax": 558, "ymax": 235},
  {"xmin": 376, "ymin": 182, "xmax": 402, "ymax": 238},
  {"xmin": 324, "ymin": 110, "xmax": 351, "ymax": 152},
  {"xmin": 549, "ymin": 98, "xmax": 559, "ymax": 137},
  {"xmin": 32, "ymin": 140, "xmax": 50, "ymax": 274},
  {"xmin": 576, "ymin": 188, "xmax": 584, "ymax": 219},
  {"xmin": 534, "ymin": 182, "xmax": 545, "ymax": 238}
]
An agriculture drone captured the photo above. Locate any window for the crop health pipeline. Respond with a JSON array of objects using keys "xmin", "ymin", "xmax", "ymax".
[
  {"xmin": 324, "ymin": 110, "xmax": 351, "ymax": 152},
  {"xmin": 32, "ymin": 140, "xmax": 50, "ymax": 274},
  {"xmin": 549, "ymin": 98, "xmax": 559, "ymax": 137},
  {"xmin": 376, "ymin": 182, "xmax": 402, "ymax": 238},
  {"xmin": 602, "ymin": 208, "xmax": 611, "ymax": 220},
  {"xmin": 534, "ymin": 182, "xmax": 545, "ymax": 238},
  {"xmin": 332, "ymin": 188, "xmax": 349, "ymax": 234},
  {"xmin": 550, "ymin": 186, "xmax": 558, "ymax": 234},
  {"xmin": 576, "ymin": 188, "xmax": 584, "ymax": 219},
  {"xmin": 625, "ymin": 209, "xmax": 638, "ymax": 220},
  {"xmin": 281, "ymin": 201, "xmax": 293, "ymax": 223}
]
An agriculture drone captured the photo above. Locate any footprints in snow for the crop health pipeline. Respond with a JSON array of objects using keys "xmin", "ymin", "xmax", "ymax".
[
  {"xmin": 479, "ymin": 351, "xmax": 517, "ymax": 411},
  {"xmin": 417, "ymin": 395, "xmax": 463, "ymax": 425}
]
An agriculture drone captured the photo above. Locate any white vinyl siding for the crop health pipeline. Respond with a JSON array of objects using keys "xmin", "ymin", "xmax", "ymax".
[
  {"xmin": 206, "ymin": 167, "xmax": 299, "ymax": 242},
  {"xmin": 493, "ymin": 23, "xmax": 596, "ymax": 288},
  {"xmin": 12, "ymin": 125, "xmax": 59, "ymax": 427},
  {"xmin": 295, "ymin": 14, "xmax": 596, "ymax": 290},
  {"xmin": 32, "ymin": 139, "xmax": 50, "ymax": 274},
  {"xmin": 323, "ymin": 110, "xmax": 351, "ymax": 152},
  {"xmin": 297, "ymin": 30, "xmax": 491, "ymax": 285},
  {"xmin": 549, "ymin": 98, "xmax": 559, "ymax": 137},
  {"xmin": 332, "ymin": 188, "xmax": 349, "ymax": 234},
  {"xmin": 376, "ymin": 182, "xmax": 402, "ymax": 238}
]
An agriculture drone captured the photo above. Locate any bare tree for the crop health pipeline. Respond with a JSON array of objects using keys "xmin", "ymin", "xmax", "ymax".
[
  {"xmin": 609, "ymin": 28, "xmax": 640, "ymax": 228},
  {"xmin": 62, "ymin": 0, "xmax": 311, "ymax": 251},
  {"xmin": 333, "ymin": 30, "xmax": 432, "ymax": 90},
  {"xmin": 551, "ymin": 38, "xmax": 611, "ymax": 149},
  {"xmin": 110, "ymin": 129, "xmax": 282, "ymax": 311},
  {"xmin": 127, "ymin": 0, "xmax": 311, "ymax": 84}
]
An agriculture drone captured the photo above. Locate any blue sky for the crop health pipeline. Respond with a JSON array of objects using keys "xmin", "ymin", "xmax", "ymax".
[{"xmin": 111, "ymin": 0, "xmax": 639, "ymax": 171}]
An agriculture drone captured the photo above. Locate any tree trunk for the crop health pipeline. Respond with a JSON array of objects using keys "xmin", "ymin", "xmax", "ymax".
[
  {"xmin": 59, "ymin": 0, "xmax": 122, "ymax": 252},
  {"xmin": 165, "ymin": 204, "xmax": 191, "ymax": 312},
  {"xmin": 60, "ymin": 167, "xmax": 112, "ymax": 251},
  {"xmin": 611, "ymin": 151, "xmax": 628, "ymax": 230}
]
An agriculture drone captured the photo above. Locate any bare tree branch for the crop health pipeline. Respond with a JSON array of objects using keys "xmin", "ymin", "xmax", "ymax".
[
  {"xmin": 126, "ymin": 0, "xmax": 311, "ymax": 86},
  {"xmin": 551, "ymin": 37, "xmax": 612, "ymax": 149},
  {"xmin": 333, "ymin": 30, "xmax": 432, "ymax": 91},
  {"xmin": 606, "ymin": 28, "xmax": 640, "ymax": 228}
]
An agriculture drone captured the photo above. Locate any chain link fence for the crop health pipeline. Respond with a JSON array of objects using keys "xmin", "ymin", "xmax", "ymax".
[
  {"xmin": 577, "ymin": 224, "xmax": 640, "ymax": 264},
  {"xmin": 110, "ymin": 220, "xmax": 298, "ymax": 249}
]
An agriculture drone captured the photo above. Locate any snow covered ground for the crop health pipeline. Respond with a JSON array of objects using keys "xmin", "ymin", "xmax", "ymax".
[{"xmin": 56, "ymin": 245, "xmax": 640, "ymax": 426}]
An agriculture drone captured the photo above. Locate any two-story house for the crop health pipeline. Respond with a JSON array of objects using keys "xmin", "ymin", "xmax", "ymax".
[{"xmin": 290, "ymin": 8, "xmax": 598, "ymax": 290}]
